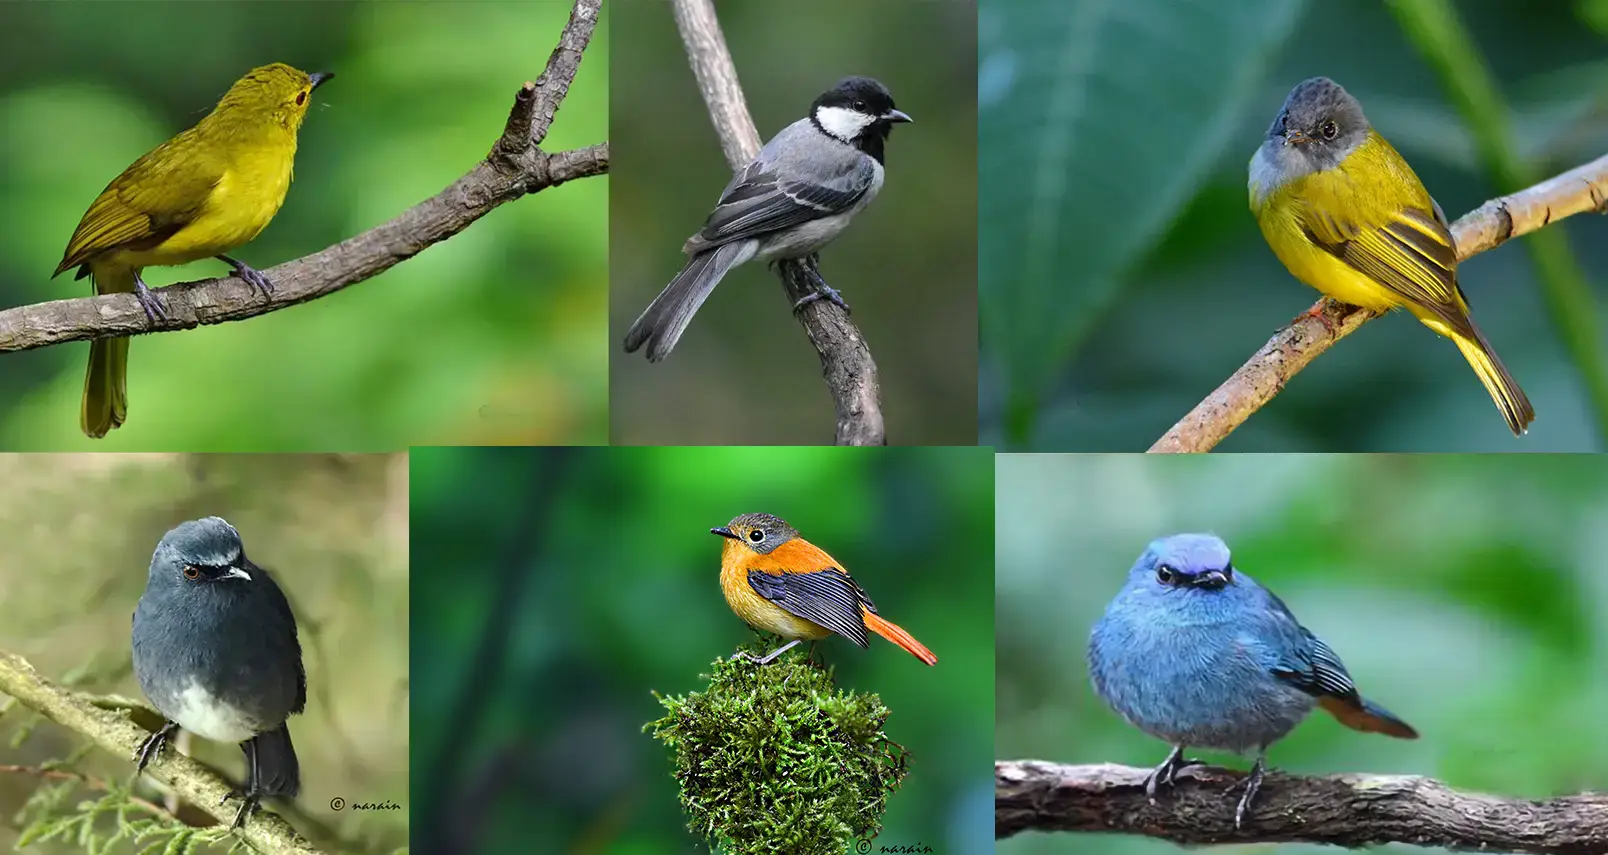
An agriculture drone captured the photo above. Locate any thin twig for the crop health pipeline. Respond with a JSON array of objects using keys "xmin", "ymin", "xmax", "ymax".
[
  {"xmin": 1150, "ymin": 153, "xmax": 1608, "ymax": 453},
  {"xmin": 0, "ymin": 0, "xmax": 606, "ymax": 354},
  {"xmin": 997, "ymin": 760, "xmax": 1608, "ymax": 854},
  {"xmin": 668, "ymin": 0, "xmax": 887, "ymax": 446},
  {"xmin": 0, "ymin": 763, "xmax": 175, "ymax": 821}
]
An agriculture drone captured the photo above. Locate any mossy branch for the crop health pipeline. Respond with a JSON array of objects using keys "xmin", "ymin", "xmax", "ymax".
[
  {"xmin": 0, "ymin": 650, "xmax": 322, "ymax": 854},
  {"xmin": 644, "ymin": 639, "xmax": 911, "ymax": 853},
  {"xmin": 1149, "ymin": 152, "xmax": 1608, "ymax": 453},
  {"xmin": 996, "ymin": 759, "xmax": 1608, "ymax": 854},
  {"xmin": 0, "ymin": 0, "xmax": 606, "ymax": 354}
]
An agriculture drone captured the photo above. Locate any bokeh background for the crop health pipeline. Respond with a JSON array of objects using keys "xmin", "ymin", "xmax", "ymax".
[
  {"xmin": 610, "ymin": 1, "xmax": 977, "ymax": 445},
  {"xmin": 0, "ymin": 453, "xmax": 409, "ymax": 853},
  {"xmin": 0, "ymin": 2, "xmax": 608, "ymax": 450},
  {"xmin": 411, "ymin": 446, "xmax": 994, "ymax": 854},
  {"xmin": 997, "ymin": 453, "xmax": 1608, "ymax": 855},
  {"xmin": 980, "ymin": 0, "xmax": 1608, "ymax": 451}
]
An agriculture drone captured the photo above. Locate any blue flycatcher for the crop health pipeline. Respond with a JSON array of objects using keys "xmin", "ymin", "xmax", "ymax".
[{"xmin": 1087, "ymin": 533, "xmax": 1417, "ymax": 828}]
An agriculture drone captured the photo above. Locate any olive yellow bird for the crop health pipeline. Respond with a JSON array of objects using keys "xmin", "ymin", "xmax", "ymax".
[
  {"xmin": 54, "ymin": 63, "xmax": 332, "ymax": 438},
  {"xmin": 1250, "ymin": 77, "xmax": 1533, "ymax": 436}
]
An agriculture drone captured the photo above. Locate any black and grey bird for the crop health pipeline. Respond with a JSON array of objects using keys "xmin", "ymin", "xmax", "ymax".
[
  {"xmin": 131, "ymin": 516, "xmax": 306, "ymax": 829},
  {"xmin": 623, "ymin": 76, "xmax": 911, "ymax": 361}
]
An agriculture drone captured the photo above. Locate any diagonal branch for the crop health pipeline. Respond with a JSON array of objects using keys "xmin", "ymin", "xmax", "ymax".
[
  {"xmin": 997, "ymin": 760, "xmax": 1608, "ymax": 854},
  {"xmin": 1149, "ymin": 153, "xmax": 1608, "ymax": 453},
  {"xmin": 0, "ymin": 651, "xmax": 321, "ymax": 855},
  {"xmin": 668, "ymin": 0, "xmax": 886, "ymax": 446},
  {"xmin": 0, "ymin": 0, "xmax": 606, "ymax": 355}
]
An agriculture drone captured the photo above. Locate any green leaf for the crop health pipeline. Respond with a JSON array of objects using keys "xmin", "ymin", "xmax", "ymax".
[{"xmin": 979, "ymin": 0, "xmax": 1307, "ymax": 442}]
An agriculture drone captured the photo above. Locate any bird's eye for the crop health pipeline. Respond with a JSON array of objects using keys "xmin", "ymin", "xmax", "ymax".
[
  {"xmin": 1320, "ymin": 120, "xmax": 1338, "ymax": 140},
  {"xmin": 1156, "ymin": 564, "xmax": 1178, "ymax": 585},
  {"xmin": 748, "ymin": 529, "xmax": 765, "ymax": 543},
  {"xmin": 853, "ymin": 99, "xmax": 867, "ymax": 111},
  {"xmin": 183, "ymin": 565, "xmax": 201, "ymax": 580},
  {"xmin": 296, "ymin": 91, "xmax": 307, "ymax": 106}
]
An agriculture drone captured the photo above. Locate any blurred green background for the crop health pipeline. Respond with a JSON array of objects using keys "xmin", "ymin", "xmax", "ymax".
[
  {"xmin": 996, "ymin": 453, "xmax": 1608, "ymax": 854},
  {"xmin": 980, "ymin": 0, "xmax": 1608, "ymax": 451},
  {"xmin": 0, "ymin": 1, "xmax": 608, "ymax": 450},
  {"xmin": 411, "ymin": 446, "xmax": 994, "ymax": 854},
  {"xmin": 610, "ymin": 1, "xmax": 977, "ymax": 445},
  {"xmin": 0, "ymin": 453, "xmax": 409, "ymax": 853}
]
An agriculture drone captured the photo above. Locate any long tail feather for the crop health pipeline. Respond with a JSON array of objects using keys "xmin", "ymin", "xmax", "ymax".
[
  {"xmin": 862, "ymin": 611, "xmax": 936, "ymax": 665},
  {"xmin": 1319, "ymin": 695, "xmax": 1418, "ymax": 739},
  {"xmin": 1452, "ymin": 325, "xmax": 1534, "ymax": 436}
]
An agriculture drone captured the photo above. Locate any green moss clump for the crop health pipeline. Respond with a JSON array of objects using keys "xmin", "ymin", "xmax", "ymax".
[{"xmin": 644, "ymin": 638, "xmax": 911, "ymax": 854}]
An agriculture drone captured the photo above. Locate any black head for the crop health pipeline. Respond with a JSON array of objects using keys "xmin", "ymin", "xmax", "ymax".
[
  {"xmin": 810, "ymin": 76, "xmax": 911, "ymax": 162},
  {"xmin": 711, "ymin": 512, "xmax": 799, "ymax": 555},
  {"xmin": 150, "ymin": 516, "xmax": 255, "ymax": 587},
  {"xmin": 1266, "ymin": 77, "xmax": 1369, "ymax": 170}
]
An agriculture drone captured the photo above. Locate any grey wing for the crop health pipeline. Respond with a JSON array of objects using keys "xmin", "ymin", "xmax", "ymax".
[{"xmin": 687, "ymin": 154, "xmax": 874, "ymax": 251}]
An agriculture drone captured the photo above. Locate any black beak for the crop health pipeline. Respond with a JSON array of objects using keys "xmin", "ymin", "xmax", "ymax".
[
  {"xmin": 886, "ymin": 108, "xmax": 912, "ymax": 124},
  {"xmin": 309, "ymin": 71, "xmax": 334, "ymax": 91},
  {"xmin": 711, "ymin": 527, "xmax": 737, "ymax": 539},
  {"xmin": 1198, "ymin": 569, "xmax": 1229, "ymax": 587}
]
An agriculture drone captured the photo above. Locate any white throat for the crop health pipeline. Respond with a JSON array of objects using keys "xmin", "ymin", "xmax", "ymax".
[{"xmin": 815, "ymin": 105, "xmax": 876, "ymax": 143}]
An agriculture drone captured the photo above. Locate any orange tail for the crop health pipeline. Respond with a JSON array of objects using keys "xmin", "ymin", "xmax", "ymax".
[{"xmin": 862, "ymin": 610, "xmax": 936, "ymax": 665}]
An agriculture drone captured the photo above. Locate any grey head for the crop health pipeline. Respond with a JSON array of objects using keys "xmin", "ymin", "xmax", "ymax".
[
  {"xmin": 149, "ymin": 516, "xmax": 255, "ymax": 589},
  {"xmin": 809, "ymin": 76, "xmax": 911, "ymax": 164},
  {"xmin": 710, "ymin": 512, "xmax": 799, "ymax": 555},
  {"xmin": 1250, "ymin": 77, "xmax": 1370, "ymax": 200}
]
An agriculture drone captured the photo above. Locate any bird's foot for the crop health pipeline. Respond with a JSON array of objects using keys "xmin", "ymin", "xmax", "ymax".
[
  {"xmin": 131, "ymin": 273, "xmax": 170, "ymax": 325},
  {"xmin": 1232, "ymin": 755, "xmax": 1268, "ymax": 829},
  {"xmin": 1142, "ymin": 745, "xmax": 1205, "ymax": 803},
  {"xmin": 133, "ymin": 721, "xmax": 179, "ymax": 775},
  {"xmin": 218, "ymin": 255, "xmax": 274, "ymax": 298},
  {"xmin": 792, "ymin": 267, "xmax": 851, "ymax": 313},
  {"xmin": 220, "ymin": 788, "xmax": 261, "ymax": 830}
]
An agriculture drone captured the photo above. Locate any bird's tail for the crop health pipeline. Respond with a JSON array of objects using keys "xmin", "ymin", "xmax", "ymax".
[
  {"xmin": 1318, "ymin": 695, "xmax": 1418, "ymax": 739},
  {"xmin": 82, "ymin": 264, "xmax": 135, "ymax": 438},
  {"xmin": 244, "ymin": 723, "xmax": 300, "ymax": 798},
  {"xmin": 622, "ymin": 241, "xmax": 751, "ymax": 361},
  {"xmin": 1450, "ymin": 322, "xmax": 1534, "ymax": 437},
  {"xmin": 862, "ymin": 610, "xmax": 937, "ymax": 665}
]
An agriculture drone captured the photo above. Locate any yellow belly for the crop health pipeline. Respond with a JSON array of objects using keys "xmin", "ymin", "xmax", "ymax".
[
  {"xmin": 116, "ymin": 155, "xmax": 293, "ymax": 269},
  {"xmin": 1256, "ymin": 201, "xmax": 1403, "ymax": 313},
  {"xmin": 720, "ymin": 566, "xmax": 833, "ymax": 641}
]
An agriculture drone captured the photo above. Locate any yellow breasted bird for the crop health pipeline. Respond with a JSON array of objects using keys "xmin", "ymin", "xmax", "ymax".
[
  {"xmin": 1249, "ymin": 77, "xmax": 1534, "ymax": 436},
  {"xmin": 714, "ymin": 512, "xmax": 937, "ymax": 666},
  {"xmin": 54, "ymin": 63, "xmax": 332, "ymax": 438}
]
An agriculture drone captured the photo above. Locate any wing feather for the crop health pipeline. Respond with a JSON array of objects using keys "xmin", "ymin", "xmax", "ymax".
[{"xmin": 746, "ymin": 568, "xmax": 870, "ymax": 648}]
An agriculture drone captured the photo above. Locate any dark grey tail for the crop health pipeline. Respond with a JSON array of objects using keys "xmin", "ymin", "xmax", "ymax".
[
  {"xmin": 245, "ymin": 724, "xmax": 300, "ymax": 798},
  {"xmin": 622, "ymin": 242, "xmax": 747, "ymax": 361}
]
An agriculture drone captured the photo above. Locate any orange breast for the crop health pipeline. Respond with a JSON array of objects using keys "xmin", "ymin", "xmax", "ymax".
[{"xmin": 719, "ymin": 538, "xmax": 841, "ymax": 641}]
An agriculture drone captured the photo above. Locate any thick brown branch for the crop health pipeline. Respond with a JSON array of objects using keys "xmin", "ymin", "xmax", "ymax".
[
  {"xmin": 1150, "ymin": 153, "xmax": 1608, "ymax": 453},
  {"xmin": 0, "ymin": 651, "xmax": 321, "ymax": 855},
  {"xmin": 997, "ymin": 760, "xmax": 1608, "ymax": 854},
  {"xmin": 669, "ymin": 0, "xmax": 886, "ymax": 446},
  {"xmin": 0, "ymin": 0, "xmax": 606, "ymax": 355}
]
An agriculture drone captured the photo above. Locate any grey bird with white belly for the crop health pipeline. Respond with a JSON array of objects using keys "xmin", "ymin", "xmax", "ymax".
[
  {"xmin": 132, "ymin": 516, "xmax": 306, "ymax": 829},
  {"xmin": 623, "ymin": 76, "xmax": 911, "ymax": 361}
]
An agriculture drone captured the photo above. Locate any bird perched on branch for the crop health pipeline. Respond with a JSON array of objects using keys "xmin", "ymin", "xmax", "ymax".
[
  {"xmin": 1088, "ymin": 533, "xmax": 1416, "ymax": 828},
  {"xmin": 624, "ymin": 76, "xmax": 910, "ymax": 361},
  {"xmin": 54, "ymin": 63, "xmax": 332, "ymax": 438},
  {"xmin": 1250, "ymin": 76, "xmax": 1533, "ymax": 436},
  {"xmin": 714, "ymin": 512, "xmax": 936, "ymax": 665},
  {"xmin": 132, "ymin": 517, "xmax": 306, "ymax": 829}
]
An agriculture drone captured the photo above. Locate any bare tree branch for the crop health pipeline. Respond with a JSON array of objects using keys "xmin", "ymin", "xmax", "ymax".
[
  {"xmin": 0, "ymin": 0, "xmax": 606, "ymax": 355},
  {"xmin": 997, "ymin": 760, "xmax": 1608, "ymax": 854},
  {"xmin": 668, "ymin": 0, "xmax": 887, "ymax": 446},
  {"xmin": 0, "ymin": 651, "xmax": 321, "ymax": 855},
  {"xmin": 1149, "ymin": 153, "xmax": 1608, "ymax": 453}
]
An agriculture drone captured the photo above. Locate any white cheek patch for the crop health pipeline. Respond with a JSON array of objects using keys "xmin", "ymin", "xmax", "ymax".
[
  {"xmin": 815, "ymin": 106, "xmax": 876, "ymax": 142},
  {"xmin": 173, "ymin": 680, "xmax": 258, "ymax": 743}
]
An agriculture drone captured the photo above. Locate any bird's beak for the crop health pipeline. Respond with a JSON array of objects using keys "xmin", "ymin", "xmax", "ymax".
[
  {"xmin": 1283, "ymin": 129, "xmax": 1308, "ymax": 146},
  {"xmin": 885, "ymin": 109, "xmax": 912, "ymax": 124},
  {"xmin": 309, "ymin": 72, "xmax": 335, "ymax": 91},
  {"xmin": 224, "ymin": 566, "xmax": 252, "ymax": 582},
  {"xmin": 711, "ymin": 527, "xmax": 737, "ymax": 540},
  {"xmin": 1198, "ymin": 569, "xmax": 1228, "ymax": 587}
]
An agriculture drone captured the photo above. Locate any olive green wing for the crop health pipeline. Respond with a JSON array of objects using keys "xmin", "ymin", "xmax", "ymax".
[
  {"xmin": 55, "ymin": 129, "xmax": 223, "ymax": 276},
  {"xmin": 1299, "ymin": 191, "xmax": 1477, "ymax": 341}
]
